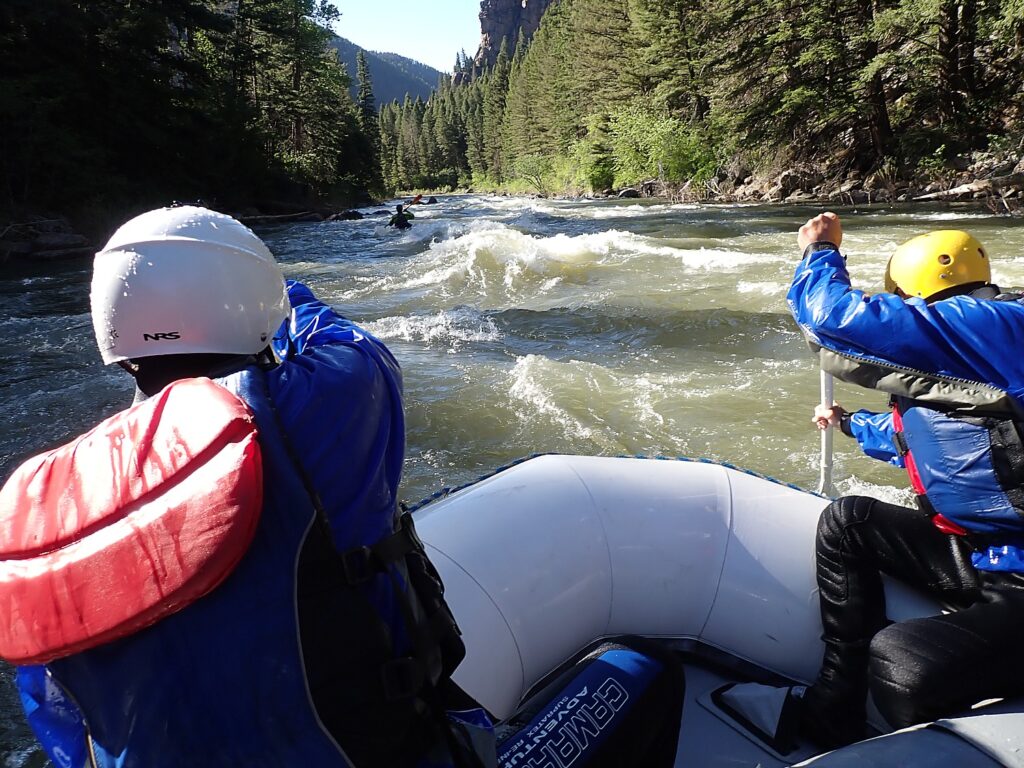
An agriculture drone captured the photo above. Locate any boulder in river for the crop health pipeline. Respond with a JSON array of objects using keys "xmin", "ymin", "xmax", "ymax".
[
  {"xmin": 328, "ymin": 210, "xmax": 364, "ymax": 221},
  {"xmin": 32, "ymin": 232, "xmax": 89, "ymax": 250},
  {"xmin": 31, "ymin": 246, "xmax": 96, "ymax": 261},
  {"xmin": 0, "ymin": 217, "xmax": 94, "ymax": 262}
]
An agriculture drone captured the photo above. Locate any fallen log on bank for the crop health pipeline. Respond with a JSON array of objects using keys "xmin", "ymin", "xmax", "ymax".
[{"xmin": 914, "ymin": 173, "xmax": 1024, "ymax": 201}]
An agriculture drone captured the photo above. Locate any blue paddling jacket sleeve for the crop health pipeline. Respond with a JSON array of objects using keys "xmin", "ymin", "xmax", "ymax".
[
  {"xmin": 270, "ymin": 279, "xmax": 405, "ymax": 553},
  {"xmin": 786, "ymin": 246, "xmax": 1024, "ymax": 405}
]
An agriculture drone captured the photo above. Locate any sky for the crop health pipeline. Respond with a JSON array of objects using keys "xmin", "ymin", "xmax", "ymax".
[{"xmin": 329, "ymin": 0, "xmax": 483, "ymax": 73}]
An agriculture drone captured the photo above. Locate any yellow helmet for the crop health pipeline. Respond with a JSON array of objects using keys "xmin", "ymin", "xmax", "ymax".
[{"xmin": 884, "ymin": 230, "xmax": 990, "ymax": 300}]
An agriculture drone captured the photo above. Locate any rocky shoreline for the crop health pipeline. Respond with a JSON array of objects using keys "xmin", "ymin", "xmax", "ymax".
[{"xmin": 608, "ymin": 149, "xmax": 1024, "ymax": 211}]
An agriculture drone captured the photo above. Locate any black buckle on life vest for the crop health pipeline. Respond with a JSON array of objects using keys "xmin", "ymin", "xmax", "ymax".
[
  {"xmin": 336, "ymin": 514, "xmax": 422, "ymax": 586},
  {"xmin": 381, "ymin": 656, "xmax": 426, "ymax": 701},
  {"xmin": 892, "ymin": 431, "xmax": 910, "ymax": 457},
  {"xmin": 339, "ymin": 545, "xmax": 376, "ymax": 585},
  {"xmin": 373, "ymin": 514, "xmax": 422, "ymax": 564}
]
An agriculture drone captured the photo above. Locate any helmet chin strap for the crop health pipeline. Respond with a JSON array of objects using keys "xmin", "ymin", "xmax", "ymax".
[
  {"xmin": 923, "ymin": 281, "xmax": 991, "ymax": 303},
  {"xmin": 125, "ymin": 350, "xmax": 273, "ymax": 397}
]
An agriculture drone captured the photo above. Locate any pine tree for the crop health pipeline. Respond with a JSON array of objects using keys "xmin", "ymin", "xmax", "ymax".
[
  {"xmin": 629, "ymin": 0, "xmax": 711, "ymax": 120},
  {"xmin": 354, "ymin": 49, "xmax": 383, "ymax": 192},
  {"xmin": 378, "ymin": 102, "xmax": 400, "ymax": 191},
  {"xmin": 356, "ymin": 50, "xmax": 376, "ymax": 128},
  {"xmin": 463, "ymin": 84, "xmax": 488, "ymax": 180},
  {"xmin": 483, "ymin": 38, "xmax": 512, "ymax": 180},
  {"xmin": 0, "ymin": 0, "xmax": 393, "ymax": 219}
]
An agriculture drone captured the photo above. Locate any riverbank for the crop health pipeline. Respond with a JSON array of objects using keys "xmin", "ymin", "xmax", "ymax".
[
  {"xmin": 449, "ymin": 143, "xmax": 1024, "ymax": 214},
  {"xmin": 631, "ymin": 154, "xmax": 1024, "ymax": 212},
  {"xmin": 4, "ymin": 147, "xmax": 1023, "ymax": 266}
]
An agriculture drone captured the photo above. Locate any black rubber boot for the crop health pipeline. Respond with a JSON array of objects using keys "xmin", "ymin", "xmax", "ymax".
[{"xmin": 799, "ymin": 641, "xmax": 869, "ymax": 750}]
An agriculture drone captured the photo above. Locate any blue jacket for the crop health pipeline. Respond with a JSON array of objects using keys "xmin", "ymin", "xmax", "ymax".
[
  {"xmin": 17, "ymin": 281, "xmax": 408, "ymax": 767},
  {"xmin": 788, "ymin": 246, "xmax": 1024, "ymax": 572}
]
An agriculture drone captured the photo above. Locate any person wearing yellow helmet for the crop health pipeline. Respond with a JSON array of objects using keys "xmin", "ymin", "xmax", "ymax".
[
  {"xmin": 724, "ymin": 212, "xmax": 1024, "ymax": 755},
  {"xmin": 883, "ymin": 229, "xmax": 991, "ymax": 300}
]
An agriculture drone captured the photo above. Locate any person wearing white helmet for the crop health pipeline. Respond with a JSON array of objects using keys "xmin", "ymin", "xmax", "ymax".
[
  {"xmin": 89, "ymin": 204, "xmax": 291, "ymax": 394},
  {"xmin": 721, "ymin": 212, "xmax": 1024, "ymax": 756},
  {"xmin": 0, "ymin": 205, "xmax": 485, "ymax": 767}
]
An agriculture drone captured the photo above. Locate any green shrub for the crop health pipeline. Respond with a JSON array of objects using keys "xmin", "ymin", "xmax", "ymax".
[{"xmin": 607, "ymin": 104, "xmax": 719, "ymax": 187}]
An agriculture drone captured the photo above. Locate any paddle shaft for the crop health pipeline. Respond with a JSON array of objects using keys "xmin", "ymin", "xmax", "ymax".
[{"xmin": 817, "ymin": 370, "xmax": 834, "ymax": 496}]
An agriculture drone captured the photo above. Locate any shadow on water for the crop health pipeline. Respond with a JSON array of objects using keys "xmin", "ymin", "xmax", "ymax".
[{"xmin": 0, "ymin": 261, "xmax": 91, "ymax": 320}]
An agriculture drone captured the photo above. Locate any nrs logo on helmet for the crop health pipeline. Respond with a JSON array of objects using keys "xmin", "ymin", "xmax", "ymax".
[{"xmin": 142, "ymin": 332, "xmax": 182, "ymax": 341}]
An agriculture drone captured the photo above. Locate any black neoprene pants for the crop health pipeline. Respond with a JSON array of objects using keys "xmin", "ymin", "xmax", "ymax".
[{"xmin": 806, "ymin": 495, "xmax": 1024, "ymax": 737}]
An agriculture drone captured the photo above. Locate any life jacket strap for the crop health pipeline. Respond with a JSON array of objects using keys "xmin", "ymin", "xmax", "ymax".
[
  {"xmin": 891, "ymin": 403, "xmax": 929, "ymax": 497},
  {"xmin": 266, "ymin": 395, "xmax": 483, "ymax": 766},
  {"xmin": 334, "ymin": 514, "xmax": 426, "ymax": 585},
  {"xmin": 986, "ymin": 419, "xmax": 1024, "ymax": 511},
  {"xmin": 892, "ymin": 402, "xmax": 970, "ymax": 536}
]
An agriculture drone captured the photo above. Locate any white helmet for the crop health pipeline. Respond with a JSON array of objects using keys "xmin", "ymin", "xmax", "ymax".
[{"xmin": 90, "ymin": 206, "xmax": 289, "ymax": 364}]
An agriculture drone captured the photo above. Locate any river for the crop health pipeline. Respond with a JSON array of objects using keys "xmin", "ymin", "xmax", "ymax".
[{"xmin": 2, "ymin": 194, "xmax": 1024, "ymax": 763}]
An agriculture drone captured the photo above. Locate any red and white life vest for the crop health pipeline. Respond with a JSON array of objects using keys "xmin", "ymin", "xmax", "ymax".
[{"xmin": 0, "ymin": 378, "xmax": 263, "ymax": 664}]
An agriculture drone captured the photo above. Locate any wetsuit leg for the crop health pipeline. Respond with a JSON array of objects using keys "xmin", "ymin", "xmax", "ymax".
[
  {"xmin": 869, "ymin": 570, "xmax": 1024, "ymax": 728},
  {"xmin": 802, "ymin": 495, "xmax": 980, "ymax": 747}
]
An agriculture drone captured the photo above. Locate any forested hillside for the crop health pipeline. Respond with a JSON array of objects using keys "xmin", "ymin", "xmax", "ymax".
[
  {"xmin": 380, "ymin": 0, "xmax": 1024, "ymax": 198},
  {"xmin": 374, "ymin": 52, "xmax": 449, "ymax": 99},
  {"xmin": 3, "ymin": 0, "xmax": 1022, "ymax": 239},
  {"xmin": 0, "ymin": 0, "xmax": 382, "ymax": 235},
  {"xmin": 329, "ymin": 38, "xmax": 443, "ymax": 104}
]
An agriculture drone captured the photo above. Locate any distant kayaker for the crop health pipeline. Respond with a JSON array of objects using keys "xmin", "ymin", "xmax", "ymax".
[
  {"xmin": 388, "ymin": 203, "xmax": 414, "ymax": 229},
  {"xmin": 0, "ymin": 205, "xmax": 480, "ymax": 767},
  {"xmin": 407, "ymin": 193, "xmax": 424, "ymax": 206},
  {"xmin": 730, "ymin": 212, "xmax": 1024, "ymax": 751}
]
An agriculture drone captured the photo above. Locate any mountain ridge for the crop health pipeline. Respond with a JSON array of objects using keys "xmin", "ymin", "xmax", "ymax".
[{"xmin": 329, "ymin": 37, "xmax": 444, "ymax": 106}]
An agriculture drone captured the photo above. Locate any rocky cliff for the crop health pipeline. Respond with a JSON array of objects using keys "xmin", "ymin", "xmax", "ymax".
[{"xmin": 474, "ymin": 0, "xmax": 557, "ymax": 70}]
